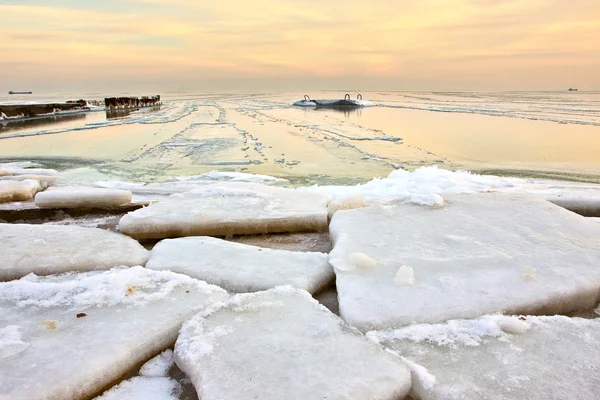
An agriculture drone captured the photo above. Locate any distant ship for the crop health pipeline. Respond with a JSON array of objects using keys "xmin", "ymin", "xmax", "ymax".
[
  {"xmin": 8, "ymin": 91, "xmax": 33, "ymax": 95},
  {"xmin": 568, "ymin": 88, "xmax": 578, "ymax": 91}
]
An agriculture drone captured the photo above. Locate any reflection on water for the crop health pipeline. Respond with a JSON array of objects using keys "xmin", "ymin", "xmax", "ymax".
[
  {"xmin": 105, "ymin": 106, "xmax": 162, "ymax": 120},
  {"xmin": 302, "ymin": 106, "xmax": 365, "ymax": 118},
  {"xmin": 0, "ymin": 113, "xmax": 87, "ymax": 133}
]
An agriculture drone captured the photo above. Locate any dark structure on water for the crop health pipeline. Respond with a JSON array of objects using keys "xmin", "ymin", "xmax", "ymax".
[
  {"xmin": 8, "ymin": 91, "xmax": 33, "ymax": 95},
  {"xmin": 104, "ymin": 95, "xmax": 161, "ymax": 110}
]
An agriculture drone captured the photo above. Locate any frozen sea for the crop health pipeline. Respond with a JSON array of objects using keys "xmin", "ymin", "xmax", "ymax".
[{"xmin": 1, "ymin": 90, "xmax": 599, "ymax": 185}]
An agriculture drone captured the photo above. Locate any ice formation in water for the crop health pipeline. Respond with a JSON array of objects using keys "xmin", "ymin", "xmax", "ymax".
[
  {"xmin": 35, "ymin": 187, "xmax": 132, "ymax": 208},
  {"xmin": 0, "ymin": 224, "xmax": 149, "ymax": 281},
  {"xmin": 118, "ymin": 182, "xmax": 330, "ymax": 239},
  {"xmin": 0, "ymin": 267, "xmax": 227, "ymax": 400},
  {"xmin": 329, "ymin": 192, "xmax": 600, "ymax": 331},
  {"xmin": 367, "ymin": 315, "xmax": 600, "ymax": 400},
  {"xmin": 175, "ymin": 287, "xmax": 411, "ymax": 400},
  {"xmin": 146, "ymin": 236, "xmax": 333, "ymax": 293}
]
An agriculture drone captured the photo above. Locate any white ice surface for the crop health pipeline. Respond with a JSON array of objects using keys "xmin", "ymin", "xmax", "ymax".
[
  {"xmin": 35, "ymin": 187, "xmax": 132, "ymax": 208},
  {"xmin": 0, "ymin": 168, "xmax": 58, "ymax": 177},
  {"xmin": 147, "ymin": 236, "xmax": 333, "ymax": 294},
  {"xmin": 95, "ymin": 377, "xmax": 182, "ymax": 400},
  {"xmin": 118, "ymin": 182, "xmax": 330, "ymax": 239},
  {"xmin": 0, "ymin": 267, "xmax": 227, "ymax": 400},
  {"xmin": 300, "ymin": 166, "xmax": 515, "ymax": 204},
  {"xmin": 0, "ymin": 179, "xmax": 43, "ymax": 203},
  {"xmin": 0, "ymin": 223, "xmax": 149, "ymax": 281},
  {"xmin": 175, "ymin": 287, "xmax": 411, "ymax": 400},
  {"xmin": 367, "ymin": 315, "xmax": 600, "ymax": 400},
  {"xmin": 0, "ymin": 174, "xmax": 59, "ymax": 184},
  {"xmin": 329, "ymin": 192, "xmax": 600, "ymax": 332},
  {"xmin": 140, "ymin": 349, "xmax": 174, "ymax": 377},
  {"xmin": 176, "ymin": 171, "xmax": 289, "ymax": 185},
  {"xmin": 300, "ymin": 166, "xmax": 600, "ymax": 212}
]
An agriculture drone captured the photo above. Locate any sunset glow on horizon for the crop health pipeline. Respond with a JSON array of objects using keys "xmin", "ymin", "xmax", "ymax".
[{"xmin": 1, "ymin": 0, "xmax": 599, "ymax": 92}]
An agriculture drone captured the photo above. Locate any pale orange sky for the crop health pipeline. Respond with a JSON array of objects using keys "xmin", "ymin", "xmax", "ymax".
[{"xmin": 1, "ymin": 0, "xmax": 599, "ymax": 92}]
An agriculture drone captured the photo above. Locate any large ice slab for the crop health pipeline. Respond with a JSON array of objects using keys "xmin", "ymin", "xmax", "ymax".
[
  {"xmin": 147, "ymin": 236, "xmax": 333, "ymax": 293},
  {"xmin": 35, "ymin": 187, "xmax": 132, "ymax": 209},
  {"xmin": 329, "ymin": 193, "xmax": 600, "ymax": 331},
  {"xmin": 118, "ymin": 182, "xmax": 330, "ymax": 239},
  {"xmin": 174, "ymin": 287, "xmax": 411, "ymax": 400},
  {"xmin": 367, "ymin": 315, "xmax": 600, "ymax": 400},
  {"xmin": 0, "ymin": 223, "xmax": 149, "ymax": 281},
  {"xmin": 0, "ymin": 267, "xmax": 228, "ymax": 400},
  {"xmin": 0, "ymin": 180, "xmax": 43, "ymax": 203}
]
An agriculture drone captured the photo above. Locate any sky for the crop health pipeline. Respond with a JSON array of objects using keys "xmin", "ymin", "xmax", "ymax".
[{"xmin": 1, "ymin": 0, "xmax": 599, "ymax": 92}]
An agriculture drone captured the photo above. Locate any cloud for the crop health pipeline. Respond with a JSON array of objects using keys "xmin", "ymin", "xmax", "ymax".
[{"xmin": 1, "ymin": 0, "xmax": 599, "ymax": 90}]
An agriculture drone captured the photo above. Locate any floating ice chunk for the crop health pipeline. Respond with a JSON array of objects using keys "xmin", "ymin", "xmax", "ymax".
[
  {"xmin": 175, "ymin": 287, "xmax": 411, "ymax": 400},
  {"xmin": 0, "ymin": 224, "xmax": 149, "ymax": 281},
  {"xmin": 140, "ymin": 349, "xmax": 174, "ymax": 377},
  {"xmin": 329, "ymin": 193, "xmax": 600, "ymax": 332},
  {"xmin": 394, "ymin": 265, "xmax": 415, "ymax": 286},
  {"xmin": 327, "ymin": 194, "xmax": 365, "ymax": 219},
  {"xmin": 367, "ymin": 315, "xmax": 600, "ymax": 400},
  {"xmin": 35, "ymin": 187, "xmax": 132, "ymax": 208},
  {"xmin": 95, "ymin": 377, "xmax": 181, "ymax": 400},
  {"xmin": 0, "ymin": 267, "xmax": 227, "ymax": 400},
  {"xmin": 0, "ymin": 168, "xmax": 59, "ymax": 177},
  {"xmin": 0, "ymin": 174, "xmax": 59, "ymax": 184},
  {"xmin": 0, "ymin": 179, "xmax": 43, "ymax": 203},
  {"xmin": 146, "ymin": 236, "xmax": 333, "ymax": 294},
  {"xmin": 118, "ymin": 182, "xmax": 330, "ymax": 239}
]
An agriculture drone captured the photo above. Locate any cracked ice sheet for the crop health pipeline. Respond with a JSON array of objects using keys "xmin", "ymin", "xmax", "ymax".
[
  {"xmin": 175, "ymin": 287, "xmax": 411, "ymax": 400},
  {"xmin": 118, "ymin": 182, "xmax": 330, "ymax": 239},
  {"xmin": 0, "ymin": 223, "xmax": 149, "ymax": 281},
  {"xmin": 329, "ymin": 192, "xmax": 600, "ymax": 332},
  {"xmin": 146, "ymin": 236, "xmax": 333, "ymax": 294},
  {"xmin": 0, "ymin": 267, "xmax": 228, "ymax": 400},
  {"xmin": 366, "ymin": 315, "xmax": 600, "ymax": 400}
]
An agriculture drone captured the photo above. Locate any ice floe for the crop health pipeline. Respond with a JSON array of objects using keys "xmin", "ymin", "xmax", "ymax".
[
  {"xmin": 0, "ymin": 224, "xmax": 149, "ymax": 281},
  {"xmin": 118, "ymin": 183, "xmax": 330, "ymax": 239},
  {"xmin": 0, "ymin": 179, "xmax": 43, "ymax": 203},
  {"xmin": 146, "ymin": 236, "xmax": 333, "ymax": 293},
  {"xmin": 175, "ymin": 287, "xmax": 411, "ymax": 400},
  {"xmin": 0, "ymin": 267, "xmax": 228, "ymax": 400},
  {"xmin": 35, "ymin": 187, "xmax": 132, "ymax": 209},
  {"xmin": 329, "ymin": 192, "xmax": 600, "ymax": 331},
  {"xmin": 367, "ymin": 315, "xmax": 600, "ymax": 400}
]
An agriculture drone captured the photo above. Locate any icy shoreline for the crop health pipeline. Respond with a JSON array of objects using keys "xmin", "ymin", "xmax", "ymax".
[{"xmin": 1, "ymin": 163, "xmax": 600, "ymax": 399}]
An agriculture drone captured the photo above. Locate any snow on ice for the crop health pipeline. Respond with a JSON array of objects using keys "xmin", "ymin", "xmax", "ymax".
[{"xmin": 0, "ymin": 267, "xmax": 228, "ymax": 400}]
